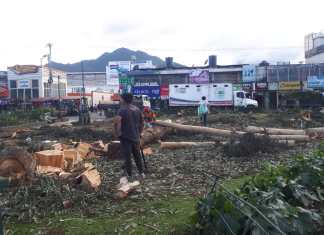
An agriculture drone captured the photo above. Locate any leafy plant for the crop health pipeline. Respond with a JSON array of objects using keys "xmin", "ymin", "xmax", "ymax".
[{"xmin": 193, "ymin": 149, "xmax": 324, "ymax": 234}]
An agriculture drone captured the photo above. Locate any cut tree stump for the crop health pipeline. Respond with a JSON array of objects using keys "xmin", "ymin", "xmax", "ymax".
[
  {"xmin": 0, "ymin": 147, "xmax": 36, "ymax": 180},
  {"xmin": 160, "ymin": 141, "xmax": 217, "ymax": 149},
  {"xmin": 35, "ymin": 150, "xmax": 64, "ymax": 168},
  {"xmin": 245, "ymin": 126, "xmax": 306, "ymax": 135}
]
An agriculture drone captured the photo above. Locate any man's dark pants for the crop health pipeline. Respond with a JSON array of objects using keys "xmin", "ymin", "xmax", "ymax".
[{"xmin": 120, "ymin": 138, "xmax": 143, "ymax": 177}]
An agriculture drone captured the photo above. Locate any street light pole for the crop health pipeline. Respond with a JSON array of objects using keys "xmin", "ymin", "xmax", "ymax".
[{"xmin": 46, "ymin": 43, "xmax": 53, "ymax": 97}]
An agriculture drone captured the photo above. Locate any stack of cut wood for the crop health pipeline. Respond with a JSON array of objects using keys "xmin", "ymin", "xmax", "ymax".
[{"xmin": 34, "ymin": 141, "xmax": 102, "ymax": 190}]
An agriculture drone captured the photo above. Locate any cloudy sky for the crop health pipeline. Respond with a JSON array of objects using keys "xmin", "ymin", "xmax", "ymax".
[{"xmin": 0, "ymin": 0, "xmax": 323, "ymax": 69}]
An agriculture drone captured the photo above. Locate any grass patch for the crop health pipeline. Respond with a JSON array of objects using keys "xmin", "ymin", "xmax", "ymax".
[{"xmin": 7, "ymin": 177, "xmax": 249, "ymax": 235}]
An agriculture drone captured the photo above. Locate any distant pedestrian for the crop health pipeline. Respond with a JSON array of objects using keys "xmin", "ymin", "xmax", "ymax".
[
  {"xmin": 198, "ymin": 96, "xmax": 209, "ymax": 126},
  {"xmin": 114, "ymin": 93, "xmax": 145, "ymax": 180}
]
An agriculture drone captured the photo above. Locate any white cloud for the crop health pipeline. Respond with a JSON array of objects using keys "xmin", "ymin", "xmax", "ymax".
[{"xmin": 0, "ymin": 0, "xmax": 323, "ymax": 69}]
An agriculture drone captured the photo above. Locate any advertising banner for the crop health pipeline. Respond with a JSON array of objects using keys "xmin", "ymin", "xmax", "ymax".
[
  {"xmin": 160, "ymin": 84, "xmax": 169, "ymax": 100},
  {"xmin": 279, "ymin": 81, "xmax": 300, "ymax": 91},
  {"xmin": 242, "ymin": 65, "xmax": 256, "ymax": 82},
  {"xmin": 189, "ymin": 70, "xmax": 209, "ymax": 84},
  {"xmin": 307, "ymin": 76, "xmax": 324, "ymax": 88},
  {"xmin": 106, "ymin": 61, "xmax": 131, "ymax": 87}
]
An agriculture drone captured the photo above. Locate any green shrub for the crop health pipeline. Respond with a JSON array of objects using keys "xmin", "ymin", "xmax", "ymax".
[{"xmin": 193, "ymin": 150, "xmax": 324, "ymax": 234}]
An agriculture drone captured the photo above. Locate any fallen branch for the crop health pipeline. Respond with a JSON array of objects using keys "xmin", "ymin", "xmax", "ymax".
[{"xmin": 255, "ymin": 134, "xmax": 309, "ymax": 142}]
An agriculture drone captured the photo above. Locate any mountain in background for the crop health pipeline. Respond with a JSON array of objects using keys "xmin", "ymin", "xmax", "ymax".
[{"xmin": 51, "ymin": 48, "xmax": 182, "ymax": 72}]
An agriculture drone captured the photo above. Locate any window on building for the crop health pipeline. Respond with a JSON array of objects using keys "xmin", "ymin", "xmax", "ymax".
[
  {"xmin": 32, "ymin": 80, "xmax": 39, "ymax": 88},
  {"xmin": 10, "ymin": 80, "xmax": 17, "ymax": 89},
  {"xmin": 10, "ymin": 89, "xmax": 17, "ymax": 100},
  {"xmin": 32, "ymin": 89, "xmax": 39, "ymax": 98},
  {"xmin": 18, "ymin": 89, "xmax": 24, "ymax": 101},
  {"xmin": 25, "ymin": 89, "xmax": 31, "ymax": 101}
]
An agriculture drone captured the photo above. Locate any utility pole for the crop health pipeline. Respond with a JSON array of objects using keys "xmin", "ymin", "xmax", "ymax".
[{"xmin": 46, "ymin": 43, "xmax": 53, "ymax": 97}]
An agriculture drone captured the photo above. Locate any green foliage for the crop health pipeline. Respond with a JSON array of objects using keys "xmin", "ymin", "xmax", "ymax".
[
  {"xmin": 194, "ymin": 150, "xmax": 324, "ymax": 234},
  {"xmin": 0, "ymin": 108, "xmax": 53, "ymax": 126}
]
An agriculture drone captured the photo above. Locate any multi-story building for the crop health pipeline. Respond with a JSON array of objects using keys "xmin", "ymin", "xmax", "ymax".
[
  {"xmin": 7, "ymin": 65, "xmax": 67, "ymax": 102},
  {"xmin": 305, "ymin": 31, "xmax": 324, "ymax": 64},
  {"xmin": 66, "ymin": 72, "xmax": 107, "ymax": 95}
]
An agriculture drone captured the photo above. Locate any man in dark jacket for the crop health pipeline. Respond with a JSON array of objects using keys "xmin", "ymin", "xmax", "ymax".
[{"xmin": 114, "ymin": 93, "xmax": 144, "ymax": 179}]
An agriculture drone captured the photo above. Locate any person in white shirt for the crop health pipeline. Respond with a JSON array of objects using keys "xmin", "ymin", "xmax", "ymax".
[{"xmin": 198, "ymin": 96, "xmax": 209, "ymax": 126}]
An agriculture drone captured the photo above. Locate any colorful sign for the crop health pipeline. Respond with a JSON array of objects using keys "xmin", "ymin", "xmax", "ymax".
[
  {"xmin": 132, "ymin": 86, "xmax": 160, "ymax": 99},
  {"xmin": 307, "ymin": 76, "xmax": 324, "ymax": 88},
  {"xmin": 160, "ymin": 84, "xmax": 169, "ymax": 100},
  {"xmin": 189, "ymin": 70, "xmax": 209, "ymax": 84},
  {"xmin": 242, "ymin": 65, "xmax": 256, "ymax": 82},
  {"xmin": 279, "ymin": 81, "xmax": 300, "ymax": 91}
]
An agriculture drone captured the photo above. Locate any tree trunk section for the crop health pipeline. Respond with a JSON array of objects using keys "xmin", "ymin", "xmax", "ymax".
[{"xmin": 246, "ymin": 126, "xmax": 306, "ymax": 135}]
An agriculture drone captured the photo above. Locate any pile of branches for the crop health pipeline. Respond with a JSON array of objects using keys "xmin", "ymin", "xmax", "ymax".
[
  {"xmin": 193, "ymin": 148, "xmax": 324, "ymax": 234},
  {"xmin": 223, "ymin": 133, "xmax": 286, "ymax": 158}
]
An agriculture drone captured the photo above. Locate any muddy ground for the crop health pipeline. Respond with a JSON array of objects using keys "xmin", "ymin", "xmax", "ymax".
[{"xmin": 0, "ymin": 110, "xmax": 323, "ymax": 224}]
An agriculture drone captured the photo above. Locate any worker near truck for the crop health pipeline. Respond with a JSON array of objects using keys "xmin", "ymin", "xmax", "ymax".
[
  {"xmin": 113, "ymin": 93, "xmax": 145, "ymax": 180},
  {"xmin": 198, "ymin": 96, "xmax": 209, "ymax": 126}
]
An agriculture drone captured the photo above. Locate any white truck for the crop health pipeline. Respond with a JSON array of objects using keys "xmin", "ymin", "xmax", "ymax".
[{"xmin": 169, "ymin": 83, "xmax": 258, "ymax": 108}]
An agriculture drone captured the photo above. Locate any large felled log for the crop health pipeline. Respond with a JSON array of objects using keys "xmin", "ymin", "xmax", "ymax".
[
  {"xmin": 246, "ymin": 126, "xmax": 306, "ymax": 135},
  {"xmin": 306, "ymin": 127, "xmax": 324, "ymax": 135},
  {"xmin": 155, "ymin": 120, "xmax": 244, "ymax": 137},
  {"xmin": 160, "ymin": 141, "xmax": 218, "ymax": 149},
  {"xmin": 255, "ymin": 133, "xmax": 309, "ymax": 142},
  {"xmin": 277, "ymin": 140, "xmax": 295, "ymax": 146}
]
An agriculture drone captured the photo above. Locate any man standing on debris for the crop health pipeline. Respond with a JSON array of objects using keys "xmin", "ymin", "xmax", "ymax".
[
  {"xmin": 198, "ymin": 96, "xmax": 209, "ymax": 127},
  {"xmin": 114, "ymin": 93, "xmax": 145, "ymax": 179}
]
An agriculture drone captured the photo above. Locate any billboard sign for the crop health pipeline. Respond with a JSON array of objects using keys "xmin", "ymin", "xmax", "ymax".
[
  {"xmin": 307, "ymin": 76, "xmax": 324, "ymax": 88},
  {"xmin": 106, "ymin": 61, "xmax": 131, "ymax": 85},
  {"xmin": 189, "ymin": 70, "xmax": 209, "ymax": 84},
  {"xmin": 132, "ymin": 86, "xmax": 160, "ymax": 99},
  {"xmin": 242, "ymin": 65, "xmax": 256, "ymax": 82},
  {"xmin": 279, "ymin": 81, "xmax": 300, "ymax": 91}
]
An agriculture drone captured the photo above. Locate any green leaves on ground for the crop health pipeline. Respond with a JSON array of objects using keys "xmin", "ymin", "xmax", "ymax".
[{"xmin": 194, "ymin": 148, "xmax": 324, "ymax": 234}]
